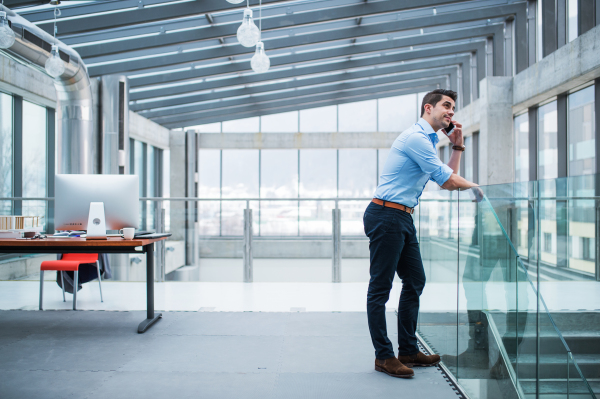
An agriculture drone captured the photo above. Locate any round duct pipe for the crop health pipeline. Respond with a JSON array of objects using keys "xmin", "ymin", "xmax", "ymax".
[{"xmin": 0, "ymin": 5, "xmax": 94, "ymax": 174}]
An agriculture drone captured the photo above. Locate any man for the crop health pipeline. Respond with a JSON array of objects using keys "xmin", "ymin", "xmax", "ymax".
[{"xmin": 363, "ymin": 89, "xmax": 481, "ymax": 378}]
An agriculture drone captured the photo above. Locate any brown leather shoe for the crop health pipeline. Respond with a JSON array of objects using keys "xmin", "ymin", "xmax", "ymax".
[
  {"xmin": 375, "ymin": 357, "xmax": 414, "ymax": 378},
  {"xmin": 398, "ymin": 351, "xmax": 441, "ymax": 367}
]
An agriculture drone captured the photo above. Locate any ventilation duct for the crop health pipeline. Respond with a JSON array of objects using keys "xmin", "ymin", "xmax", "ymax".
[{"xmin": 0, "ymin": 5, "xmax": 93, "ymax": 174}]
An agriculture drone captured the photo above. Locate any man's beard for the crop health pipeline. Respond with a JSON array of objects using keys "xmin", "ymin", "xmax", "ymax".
[{"xmin": 434, "ymin": 114, "xmax": 450, "ymax": 129}]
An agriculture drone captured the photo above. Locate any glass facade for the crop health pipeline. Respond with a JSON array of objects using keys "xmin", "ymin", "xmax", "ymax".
[
  {"xmin": 21, "ymin": 101, "xmax": 47, "ymax": 225},
  {"xmin": 198, "ymin": 148, "xmax": 391, "ymax": 236},
  {"xmin": 568, "ymin": 85, "xmax": 595, "ymax": 176},
  {"xmin": 514, "ymin": 112, "xmax": 529, "ymax": 182},
  {"xmin": 538, "ymin": 100, "xmax": 558, "ymax": 180},
  {"xmin": 187, "ymin": 93, "xmax": 427, "ymax": 134},
  {"xmin": 0, "ymin": 93, "xmax": 12, "ymax": 215}
]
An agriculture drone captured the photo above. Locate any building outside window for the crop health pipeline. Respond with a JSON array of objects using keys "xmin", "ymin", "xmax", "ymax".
[
  {"xmin": 514, "ymin": 112, "xmax": 529, "ymax": 182},
  {"xmin": 0, "ymin": 92, "xmax": 12, "ymax": 215},
  {"xmin": 538, "ymin": 101, "xmax": 558, "ymax": 180},
  {"xmin": 568, "ymin": 85, "xmax": 595, "ymax": 176},
  {"xmin": 464, "ymin": 136, "xmax": 473, "ymax": 183},
  {"xmin": 22, "ymin": 100, "xmax": 47, "ymax": 229}
]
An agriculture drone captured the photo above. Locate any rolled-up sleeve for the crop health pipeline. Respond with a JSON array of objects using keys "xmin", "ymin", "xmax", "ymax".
[{"xmin": 403, "ymin": 133, "xmax": 454, "ymax": 186}]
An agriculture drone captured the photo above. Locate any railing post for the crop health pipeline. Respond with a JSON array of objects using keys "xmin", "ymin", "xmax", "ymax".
[
  {"xmin": 332, "ymin": 207, "xmax": 341, "ymax": 283},
  {"xmin": 596, "ymin": 202, "xmax": 600, "ymax": 281},
  {"xmin": 243, "ymin": 207, "xmax": 253, "ymax": 283}
]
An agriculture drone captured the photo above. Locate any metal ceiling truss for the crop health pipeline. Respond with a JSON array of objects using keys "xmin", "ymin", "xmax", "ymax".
[
  {"xmin": 125, "ymin": 40, "xmax": 487, "ymax": 96},
  {"xmin": 126, "ymin": 23, "xmax": 492, "ymax": 101},
  {"xmin": 24, "ymin": 0, "xmax": 468, "ymax": 35},
  {"xmin": 7, "ymin": 0, "xmax": 531, "ymax": 128},
  {"xmin": 137, "ymin": 66, "xmax": 458, "ymax": 117},
  {"xmin": 150, "ymin": 75, "xmax": 449, "ymax": 125},
  {"xmin": 129, "ymin": 54, "xmax": 471, "ymax": 103},
  {"xmin": 75, "ymin": 2, "xmax": 519, "ymax": 60},
  {"xmin": 129, "ymin": 58, "xmax": 465, "ymax": 111},
  {"xmin": 162, "ymin": 83, "xmax": 443, "ymax": 128},
  {"xmin": 84, "ymin": 3, "xmax": 521, "ymax": 76}
]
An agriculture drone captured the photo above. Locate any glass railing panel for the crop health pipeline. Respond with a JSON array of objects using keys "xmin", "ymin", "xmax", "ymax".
[
  {"xmin": 568, "ymin": 351, "xmax": 595, "ymax": 399},
  {"xmin": 515, "ymin": 256, "xmax": 538, "ymax": 399},
  {"xmin": 536, "ymin": 175, "xmax": 599, "ymax": 399},
  {"xmin": 417, "ymin": 191, "xmax": 459, "ymax": 378},
  {"xmin": 455, "ymin": 186, "xmax": 517, "ymax": 399}
]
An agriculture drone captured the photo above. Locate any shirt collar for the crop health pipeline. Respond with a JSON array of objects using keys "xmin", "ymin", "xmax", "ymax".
[{"xmin": 416, "ymin": 118, "xmax": 440, "ymax": 147}]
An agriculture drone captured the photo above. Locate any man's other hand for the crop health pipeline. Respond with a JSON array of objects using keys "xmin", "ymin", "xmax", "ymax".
[{"xmin": 470, "ymin": 186, "xmax": 484, "ymax": 202}]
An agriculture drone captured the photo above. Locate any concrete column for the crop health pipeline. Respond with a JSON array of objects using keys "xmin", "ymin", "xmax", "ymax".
[
  {"xmin": 332, "ymin": 208, "xmax": 341, "ymax": 283},
  {"xmin": 243, "ymin": 208, "xmax": 253, "ymax": 283},
  {"xmin": 169, "ymin": 131, "xmax": 186, "ymax": 244},
  {"xmin": 477, "ymin": 77, "xmax": 515, "ymax": 186}
]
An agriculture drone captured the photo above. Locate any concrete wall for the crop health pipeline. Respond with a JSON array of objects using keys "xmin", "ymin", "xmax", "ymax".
[
  {"xmin": 199, "ymin": 238, "xmax": 369, "ymax": 259},
  {"xmin": 0, "ymin": 255, "xmax": 55, "ymax": 280},
  {"xmin": 513, "ymin": 24, "xmax": 600, "ymax": 114},
  {"xmin": 0, "ymin": 55, "xmax": 56, "ymax": 107},
  {"xmin": 129, "ymin": 110, "xmax": 170, "ymax": 150},
  {"xmin": 197, "ymin": 131, "xmax": 399, "ymax": 149},
  {"xmin": 440, "ymin": 77, "xmax": 514, "ymax": 186}
]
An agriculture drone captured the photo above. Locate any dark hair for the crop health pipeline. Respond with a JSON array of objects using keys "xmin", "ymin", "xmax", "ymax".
[{"xmin": 420, "ymin": 89, "xmax": 458, "ymax": 117}]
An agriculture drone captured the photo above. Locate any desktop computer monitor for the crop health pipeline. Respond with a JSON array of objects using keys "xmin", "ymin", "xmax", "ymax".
[{"xmin": 55, "ymin": 174, "xmax": 139, "ymax": 233}]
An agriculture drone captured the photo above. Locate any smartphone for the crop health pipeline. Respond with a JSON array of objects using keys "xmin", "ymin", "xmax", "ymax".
[{"xmin": 444, "ymin": 121, "xmax": 455, "ymax": 136}]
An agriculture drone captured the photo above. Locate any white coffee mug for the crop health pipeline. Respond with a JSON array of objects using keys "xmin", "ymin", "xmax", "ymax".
[{"xmin": 120, "ymin": 227, "xmax": 135, "ymax": 240}]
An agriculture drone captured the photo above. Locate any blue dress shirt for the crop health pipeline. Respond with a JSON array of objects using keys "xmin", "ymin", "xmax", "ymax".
[{"xmin": 373, "ymin": 118, "xmax": 454, "ymax": 208}]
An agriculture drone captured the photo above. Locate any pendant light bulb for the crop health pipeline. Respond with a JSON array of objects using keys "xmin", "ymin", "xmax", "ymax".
[
  {"xmin": 237, "ymin": 8, "xmax": 260, "ymax": 47},
  {"xmin": 0, "ymin": 11, "xmax": 15, "ymax": 49},
  {"xmin": 251, "ymin": 41, "xmax": 270, "ymax": 73},
  {"xmin": 45, "ymin": 45, "xmax": 65, "ymax": 78},
  {"xmin": 226, "ymin": 0, "xmax": 245, "ymax": 3}
]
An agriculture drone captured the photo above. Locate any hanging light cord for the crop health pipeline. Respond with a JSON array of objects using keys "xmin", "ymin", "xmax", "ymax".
[
  {"xmin": 53, "ymin": 7, "xmax": 59, "ymax": 40},
  {"xmin": 259, "ymin": 0, "xmax": 262, "ymax": 41}
]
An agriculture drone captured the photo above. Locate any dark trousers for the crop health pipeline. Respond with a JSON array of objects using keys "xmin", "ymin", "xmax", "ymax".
[{"xmin": 363, "ymin": 201, "xmax": 426, "ymax": 360}]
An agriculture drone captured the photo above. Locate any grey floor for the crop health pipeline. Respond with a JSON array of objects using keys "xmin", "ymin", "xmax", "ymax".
[{"xmin": 0, "ymin": 310, "xmax": 460, "ymax": 399}]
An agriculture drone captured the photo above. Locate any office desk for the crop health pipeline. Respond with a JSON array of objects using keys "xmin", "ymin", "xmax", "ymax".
[{"xmin": 0, "ymin": 237, "xmax": 168, "ymax": 333}]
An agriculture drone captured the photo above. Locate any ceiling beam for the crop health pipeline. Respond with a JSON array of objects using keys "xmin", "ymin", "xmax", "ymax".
[
  {"xmin": 33, "ymin": 0, "xmax": 282, "ymax": 35},
  {"xmin": 85, "ymin": 5, "xmax": 515, "ymax": 75},
  {"xmin": 55, "ymin": 0, "xmax": 362, "ymax": 45},
  {"xmin": 161, "ymin": 84, "xmax": 440, "ymax": 128},
  {"xmin": 32, "ymin": 0, "xmax": 468, "ymax": 36},
  {"xmin": 150, "ymin": 75, "xmax": 448, "ymax": 125},
  {"xmin": 129, "ymin": 53, "xmax": 471, "ymax": 102},
  {"xmin": 127, "ymin": 40, "xmax": 486, "ymax": 94},
  {"xmin": 77, "ymin": 2, "xmax": 510, "ymax": 63},
  {"xmin": 136, "ymin": 65, "xmax": 457, "ymax": 118}
]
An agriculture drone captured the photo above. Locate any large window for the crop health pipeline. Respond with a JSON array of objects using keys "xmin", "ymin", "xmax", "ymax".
[
  {"xmin": 514, "ymin": 112, "xmax": 529, "ymax": 182},
  {"xmin": 22, "ymin": 101, "xmax": 47, "ymax": 225},
  {"xmin": 568, "ymin": 85, "xmax": 595, "ymax": 176},
  {"xmin": 538, "ymin": 101, "xmax": 558, "ymax": 180},
  {"xmin": 130, "ymin": 139, "xmax": 164, "ymax": 231},
  {"xmin": 187, "ymin": 93, "xmax": 428, "ymax": 134},
  {"xmin": 198, "ymin": 148, "xmax": 389, "ymax": 236},
  {"xmin": 0, "ymin": 93, "xmax": 12, "ymax": 215}
]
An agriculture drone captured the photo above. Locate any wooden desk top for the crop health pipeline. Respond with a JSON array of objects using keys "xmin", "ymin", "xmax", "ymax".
[{"xmin": 0, "ymin": 236, "xmax": 167, "ymax": 248}]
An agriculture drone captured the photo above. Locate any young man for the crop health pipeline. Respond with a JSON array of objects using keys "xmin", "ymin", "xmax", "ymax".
[{"xmin": 363, "ymin": 89, "xmax": 481, "ymax": 378}]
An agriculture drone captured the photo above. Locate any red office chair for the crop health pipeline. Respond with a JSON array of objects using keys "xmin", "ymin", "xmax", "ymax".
[{"xmin": 39, "ymin": 253, "xmax": 103, "ymax": 310}]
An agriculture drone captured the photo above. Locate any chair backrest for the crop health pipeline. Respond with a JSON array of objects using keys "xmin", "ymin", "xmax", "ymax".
[{"xmin": 61, "ymin": 253, "xmax": 99, "ymax": 263}]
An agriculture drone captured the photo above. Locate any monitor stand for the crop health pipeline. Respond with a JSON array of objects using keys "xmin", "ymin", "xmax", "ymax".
[{"xmin": 87, "ymin": 202, "xmax": 108, "ymax": 240}]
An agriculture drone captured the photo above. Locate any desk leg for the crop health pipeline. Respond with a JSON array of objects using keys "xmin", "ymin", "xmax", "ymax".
[{"xmin": 138, "ymin": 243, "xmax": 162, "ymax": 333}]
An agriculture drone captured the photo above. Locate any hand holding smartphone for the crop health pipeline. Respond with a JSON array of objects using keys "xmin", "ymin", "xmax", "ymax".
[{"xmin": 444, "ymin": 121, "xmax": 455, "ymax": 136}]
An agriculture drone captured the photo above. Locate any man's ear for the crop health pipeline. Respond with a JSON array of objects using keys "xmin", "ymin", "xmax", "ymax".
[{"xmin": 423, "ymin": 104, "xmax": 432, "ymax": 114}]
